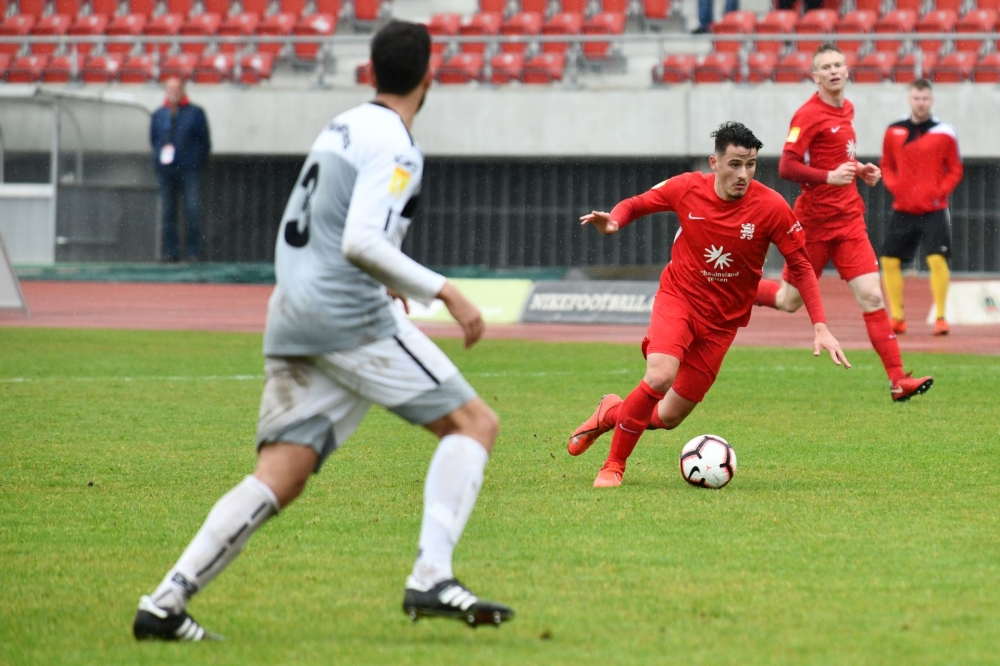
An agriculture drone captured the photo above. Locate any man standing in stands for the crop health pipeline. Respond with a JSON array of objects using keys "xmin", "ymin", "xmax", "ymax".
[
  {"xmin": 150, "ymin": 77, "xmax": 211, "ymax": 262},
  {"xmin": 880, "ymin": 79, "xmax": 963, "ymax": 336}
]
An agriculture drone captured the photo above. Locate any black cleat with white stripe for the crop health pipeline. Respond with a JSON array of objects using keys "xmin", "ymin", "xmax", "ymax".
[
  {"xmin": 133, "ymin": 595, "xmax": 223, "ymax": 642},
  {"xmin": 403, "ymin": 577, "xmax": 514, "ymax": 628}
]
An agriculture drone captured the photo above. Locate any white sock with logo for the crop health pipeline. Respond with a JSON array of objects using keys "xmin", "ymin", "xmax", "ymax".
[
  {"xmin": 150, "ymin": 475, "xmax": 280, "ymax": 613},
  {"xmin": 409, "ymin": 434, "xmax": 490, "ymax": 589}
]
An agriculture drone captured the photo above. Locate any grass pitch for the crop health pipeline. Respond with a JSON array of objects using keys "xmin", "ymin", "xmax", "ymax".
[{"xmin": 2, "ymin": 328, "xmax": 999, "ymax": 665}]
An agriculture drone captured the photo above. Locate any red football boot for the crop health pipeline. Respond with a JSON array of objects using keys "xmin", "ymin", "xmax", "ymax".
[
  {"xmin": 567, "ymin": 394, "xmax": 622, "ymax": 457},
  {"xmin": 933, "ymin": 318, "xmax": 950, "ymax": 336},
  {"xmin": 593, "ymin": 461, "xmax": 624, "ymax": 488},
  {"xmin": 890, "ymin": 318, "xmax": 907, "ymax": 335},
  {"xmin": 890, "ymin": 372, "xmax": 933, "ymax": 402}
]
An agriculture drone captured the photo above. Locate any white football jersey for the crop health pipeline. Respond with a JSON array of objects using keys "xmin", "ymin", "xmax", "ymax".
[{"xmin": 264, "ymin": 102, "xmax": 445, "ymax": 355}]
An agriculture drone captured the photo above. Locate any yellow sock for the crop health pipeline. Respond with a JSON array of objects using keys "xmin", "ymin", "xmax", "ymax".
[
  {"xmin": 927, "ymin": 253, "xmax": 950, "ymax": 320},
  {"xmin": 881, "ymin": 256, "xmax": 904, "ymax": 321}
]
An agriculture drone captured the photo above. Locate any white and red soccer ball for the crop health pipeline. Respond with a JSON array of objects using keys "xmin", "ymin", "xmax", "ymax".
[{"xmin": 679, "ymin": 435, "xmax": 737, "ymax": 489}]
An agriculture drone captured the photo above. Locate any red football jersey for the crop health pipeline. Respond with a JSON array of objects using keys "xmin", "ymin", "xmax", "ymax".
[
  {"xmin": 784, "ymin": 93, "xmax": 866, "ymax": 227},
  {"xmin": 613, "ymin": 172, "xmax": 807, "ymax": 330}
]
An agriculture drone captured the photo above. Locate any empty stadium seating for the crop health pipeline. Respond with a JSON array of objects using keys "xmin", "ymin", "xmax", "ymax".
[
  {"xmin": 7, "ymin": 53, "xmax": 47, "ymax": 82},
  {"xmin": 428, "ymin": 13, "xmax": 461, "ymax": 54},
  {"xmin": 42, "ymin": 53, "xmax": 84, "ymax": 82},
  {"xmin": 460, "ymin": 12, "xmax": 501, "ymax": 54},
  {"xmin": 930, "ymin": 50, "xmax": 976, "ymax": 81},
  {"xmin": 490, "ymin": 51, "xmax": 523, "ymax": 83},
  {"xmin": 438, "ymin": 52, "xmax": 483, "ymax": 83},
  {"xmin": 500, "ymin": 11, "xmax": 542, "ymax": 55},
  {"xmin": 835, "ymin": 10, "xmax": 878, "ymax": 54},
  {"xmin": 654, "ymin": 53, "xmax": 696, "ymax": 83},
  {"xmin": 956, "ymin": 9, "xmax": 998, "ymax": 53},
  {"xmin": 916, "ymin": 10, "xmax": 958, "ymax": 54},
  {"xmin": 740, "ymin": 50, "xmax": 778, "ymax": 83},
  {"xmin": 523, "ymin": 52, "xmax": 565, "ymax": 83},
  {"xmin": 754, "ymin": 10, "xmax": 796, "ymax": 53},
  {"xmin": 81, "ymin": 54, "xmax": 123, "ymax": 82},
  {"xmin": 973, "ymin": 51, "xmax": 1000, "ymax": 81},
  {"xmin": 693, "ymin": 52, "xmax": 737, "ymax": 82},
  {"xmin": 853, "ymin": 50, "xmax": 897, "ymax": 82},
  {"xmin": 541, "ymin": 12, "xmax": 582, "ymax": 54},
  {"xmin": 712, "ymin": 10, "xmax": 755, "ymax": 53},
  {"xmin": 582, "ymin": 11, "xmax": 625, "ymax": 61},
  {"xmin": 796, "ymin": 9, "xmax": 838, "ymax": 53},
  {"xmin": 893, "ymin": 51, "xmax": 938, "ymax": 83},
  {"xmin": 774, "ymin": 51, "xmax": 813, "ymax": 82},
  {"xmin": 875, "ymin": 10, "xmax": 918, "ymax": 53}
]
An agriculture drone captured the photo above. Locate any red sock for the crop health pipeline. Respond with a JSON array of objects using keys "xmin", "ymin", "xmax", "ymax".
[
  {"xmin": 863, "ymin": 309, "xmax": 905, "ymax": 382},
  {"xmin": 755, "ymin": 279, "xmax": 780, "ymax": 308},
  {"xmin": 647, "ymin": 406, "xmax": 667, "ymax": 430},
  {"xmin": 606, "ymin": 381, "xmax": 665, "ymax": 470}
]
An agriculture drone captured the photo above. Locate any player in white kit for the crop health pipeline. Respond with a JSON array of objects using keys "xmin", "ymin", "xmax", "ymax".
[{"xmin": 132, "ymin": 21, "xmax": 513, "ymax": 640}]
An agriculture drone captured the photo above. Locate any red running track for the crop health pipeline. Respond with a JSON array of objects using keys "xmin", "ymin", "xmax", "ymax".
[{"xmin": 2, "ymin": 279, "xmax": 998, "ymax": 355}]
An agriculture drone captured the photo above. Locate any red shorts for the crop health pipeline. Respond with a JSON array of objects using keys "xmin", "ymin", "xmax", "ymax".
[
  {"xmin": 642, "ymin": 290, "xmax": 738, "ymax": 404},
  {"xmin": 781, "ymin": 216, "xmax": 879, "ymax": 284}
]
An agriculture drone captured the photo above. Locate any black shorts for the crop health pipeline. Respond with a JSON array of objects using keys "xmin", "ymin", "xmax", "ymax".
[{"xmin": 881, "ymin": 209, "xmax": 952, "ymax": 263}]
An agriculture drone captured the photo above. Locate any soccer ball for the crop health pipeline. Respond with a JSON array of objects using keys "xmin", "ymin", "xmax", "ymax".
[{"xmin": 679, "ymin": 435, "xmax": 737, "ymax": 489}]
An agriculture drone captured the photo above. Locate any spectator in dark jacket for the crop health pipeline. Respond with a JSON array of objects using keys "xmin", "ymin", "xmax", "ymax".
[{"xmin": 150, "ymin": 77, "xmax": 211, "ymax": 262}]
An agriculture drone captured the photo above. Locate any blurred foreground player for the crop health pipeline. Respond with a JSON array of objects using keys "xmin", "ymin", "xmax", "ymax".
[
  {"xmin": 880, "ymin": 79, "xmax": 962, "ymax": 336},
  {"xmin": 568, "ymin": 122, "xmax": 850, "ymax": 488},
  {"xmin": 132, "ymin": 21, "xmax": 513, "ymax": 641},
  {"xmin": 754, "ymin": 43, "xmax": 933, "ymax": 402}
]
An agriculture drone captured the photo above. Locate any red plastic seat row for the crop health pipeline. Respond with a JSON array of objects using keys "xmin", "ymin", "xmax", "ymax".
[
  {"xmin": 653, "ymin": 50, "xmax": 865, "ymax": 83},
  {"xmin": 0, "ymin": 51, "xmax": 275, "ymax": 82},
  {"xmin": 434, "ymin": 51, "xmax": 568, "ymax": 84},
  {"xmin": 455, "ymin": 10, "xmax": 623, "ymax": 59}
]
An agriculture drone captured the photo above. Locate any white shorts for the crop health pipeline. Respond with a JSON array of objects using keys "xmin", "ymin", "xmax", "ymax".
[{"xmin": 256, "ymin": 316, "xmax": 477, "ymax": 470}]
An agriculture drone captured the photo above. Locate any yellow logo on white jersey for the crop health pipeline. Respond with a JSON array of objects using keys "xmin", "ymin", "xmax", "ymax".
[{"xmin": 388, "ymin": 167, "xmax": 412, "ymax": 197}]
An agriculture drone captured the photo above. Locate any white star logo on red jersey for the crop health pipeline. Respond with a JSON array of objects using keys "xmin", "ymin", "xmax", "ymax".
[
  {"xmin": 846, "ymin": 139, "xmax": 857, "ymax": 161},
  {"xmin": 704, "ymin": 245, "xmax": 733, "ymax": 270}
]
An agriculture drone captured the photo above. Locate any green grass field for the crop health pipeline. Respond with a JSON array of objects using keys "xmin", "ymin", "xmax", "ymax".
[{"xmin": 2, "ymin": 328, "xmax": 999, "ymax": 665}]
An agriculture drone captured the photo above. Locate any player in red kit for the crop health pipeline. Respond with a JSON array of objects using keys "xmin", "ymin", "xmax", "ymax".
[
  {"xmin": 567, "ymin": 122, "xmax": 850, "ymax": 488},
  {"xmin": 754, "ymin": 42, "xmax": 933, "ymax": 403}
]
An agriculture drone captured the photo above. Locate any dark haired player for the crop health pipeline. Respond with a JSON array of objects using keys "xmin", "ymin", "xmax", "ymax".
[
  {"xmin": 754, "ymin": 43, "xmax": 932, "ymax": 402},
  {"xmin": 132, "ymin": 21, "xmax": 513, "ymax": 640},
  {"xmin": 568, "ymin": 122, "xmax": 850, "ymax": 488}
]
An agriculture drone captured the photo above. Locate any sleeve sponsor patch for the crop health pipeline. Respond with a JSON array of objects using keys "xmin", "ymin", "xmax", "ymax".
[
  {"xmin": 786, "ymin": 127, "xmax": 801, "ymax": 144},
  {"xmin": 388, "ymin": 166, "xmax": 412, "ymax": 198}
]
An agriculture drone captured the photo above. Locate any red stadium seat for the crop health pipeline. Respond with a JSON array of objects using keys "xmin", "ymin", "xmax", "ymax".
[
  {"xmin": 316, "ymin": 0, "xmax": 340, "ymax": 15},
  {"xmin": 18, "ymin": 0, "xmax": 46, "ymax": 18},
  {"xmin": 0, "ymin": 53, "xmax": 12, "ymax": 79},
  {"xmin": 180, "ymin": 14, "xmax": 222, "ymax": 54},
  {"xmin": 978, "ymin": 0, "xmax": 1000, "ymax": 10},
  {"xmin": 500, "ymin": 12, "xmax": 543, "ymax": 54},
  {"xmin": 521, "ymin": 0, "xmax": 549, "ymax": 15},
  {"xmin": 894, "ymin": 0, "xmax": 922, "ymax": 13},
  {"xmin": 874, "ymin": 10, "xmax": 917, "ymax": 53},
  {"xmin": 204, "ymin": 0, "xmax": 230, "ymax": 16},
  {"xmin": 693, "ymin": 51, "xmax": 737, "ymax": 82},
  {"xmin": 159, "ymin": 52, "xmax": 197, "ymax": 80},
  {"xmin": 916, "ymin": 10, "xmax": 957, "ymax": 55},
  {"xmin": 601, "ymin": 0, "xmax": 629, "ymax": 11},
  {"xmin": 293, "ymin": 13, "xmax": 337, "ymax": 60},
  {"xmin": 106, "ymin": 14, "xmax": 148, "ymax": 54},
  {"xmin": 653, "ymin": 53, "xmax": 695, "ymax": 83},
  {"xmin": 522, "ymin": 52, "xmax": 565, "ymax": 83},
  {"xmin": 145, "ymin": 13, "xmax": 185, "ymax": 54},
  {"xmin": 31, "ymin": 14, "xmax": 72, "ymax": 55},
  {"xmin": 437, "ymin": 52, "xmax": 483, "ymax": 83},
  {"xmin": 69, "ymin": 15, "xmax": 109, "ymax": 55},
  {"xmin": 240, "ymin": 52, "xmax": 274, "ymax": 83},
  {"xmin": 892, "ymin": 50, "xmax": 938, "ymax": 83},
  {"xmin": 795, "ymin": 9, "xmax": 838, "ymax": 53},
  {"xmin": 489, "ymin": 51, "xmax": 523, "ymax": 83},
  {"xmin": 459, "ymin": 12, "xmax": 501, "ymax": 54},
  {"xmin": 193, "ymin": 52, "xmax": 233, "ymax": 82},
  {"xmin": 167, "ymin": 0, "xmax": 195, "ymax": 16},
  {"xmin": 218, "ymin": 13, "xmax": 260, "ymax": 53},
  {"xmin": 542, "ymin": 12, "xmax": 582, "ymax": 54},
  {"xmin": 119, "ymin": 53, "xmax": 155, "ymax": 82},
  {"xmin": 854, "ymin": 0, "xmax": 881, "ymax": 9},
  {"xmin": 479, "ymin": 0, "xmax": 506, "ymax": 13},
  {"xmin": 582, "ymin": 11, "xmax": 625, "ymax": 60},
  {"xmin": 129, "ymin": 0, "xmax": 157, "ymax": 17},
  {"xmin": 930, "ymin": 50, "xmax": 975, "ymax": 82},
  {"xmin": 90, "ymin": 0, "xmax": 117, "ymax": 17},
  {"xmin": 562, "ymin": 0, "xmax": 588, "ymax": 15},
  {"xmin": 644, "ymin": 0, "xmax": 670, "ymax": 20},
  {"xmin": 81, "ymin": 53, "xmax": 124, "ymax": 81},
  {"xmin": 356, "ymin": 60, "xmax": 372, "ymax": 84},
  {"xmin": 835, "ymin": 11, "xmax": 877, "ymax": 55},
  {"xmin": 934, "ymin": 0, "xmax": 963, "ymax": 11},
  {"xmin": 259, "ymin": 12, "xmax": 297, "ymax": 55},
  {"xmin": 279, "ymin": 0, "xmax": 305, "ymax": 15},
  {"xmin": 7, "ymin": 54, "xmax": 48, "ymax": 81},
  {"xmin": 738, "ymin": 51, "xmax": 779, "ymax": 83},
  {"xmin": 774, "ymin": 51, "xmax": 812, "ymax": 82},
  {"xmin": 353, "ymin": 0, "xmax": 381, "ymax": 22},
  {"xmin": 973, "ymin": 51, "xmax": 1000, "ymax": 82},
  {"xmin": 711, "ymin": 10, "xmax": 755, "ymax": 53},
  {"xmin": 955, "ymin": 10, "xmax": 997, "ymax": 53},
  {"xmin": 754, "ymin": 10, "xmax": 797, "ymax": 54},
  {"xmin": 42, "ymin": 53, "xmax": 84, "ymax": 81},
  {"xmin": 853, "ymin": 50, "xmax": 896, "ymax": 82},
  {"xmin": 427, "ymin": 13, "xmax": 461, "ymax": 54},
  {"xmin": 55, "ymin": 0, "xmax": 82, "ymax": 17},
  {"xmin": 0, "ymin": 16, "xmax": 37, "ymax": 56}
]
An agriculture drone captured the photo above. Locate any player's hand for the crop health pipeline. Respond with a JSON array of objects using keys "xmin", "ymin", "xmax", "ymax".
[
  {"xmin": 858, "ymin": 162, "xmax": 881, "ymax": 187},
  {"xmin": 827, "ymin": 162, "xmax": 857, "ymax": 186},
  {"xmin": 387, "ymin": 288, "xmax": 409, "ymax": 314},
  {"xmin": 438, "ymin": 281, "xmax": 485, "ymax": 348},
  {"xmin": 813, "ymin": 323, "xmax": 851, "ymax": 369},
  {"xmin": 580, "ymin": 211, "xmax": 620, "ymax": 235}
]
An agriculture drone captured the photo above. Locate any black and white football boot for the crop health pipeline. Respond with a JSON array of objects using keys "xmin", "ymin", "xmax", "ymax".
[
  {"xmin": 403, "ymin": 577, "xmax": 514, "ymax": 628},
  {"xmin": 133, "ymin": 595, "xmax": 223, "ymax": 642}
]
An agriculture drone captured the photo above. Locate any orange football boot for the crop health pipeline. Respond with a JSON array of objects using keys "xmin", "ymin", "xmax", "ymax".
[
  {"xmin": 593, "ymin": 461, "xmax": 624, "ymax": 488},
  {"xmin": 567, "ymin": 394, "xmax": 622, "ymax": 457},
  {"xmin": 890, "ymin": 318, "xmax": 907, "ymax": 335},
  {"xmin": 890, "ymin": 372, "xmax": 933, "ymax": 402},
  {"xmin": 933, "ymin": 318, "xmax": 950, "ymax": 336}
]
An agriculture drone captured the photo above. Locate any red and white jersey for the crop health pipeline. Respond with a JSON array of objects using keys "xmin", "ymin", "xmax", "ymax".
[
  {"xmin": 784, "ymin": 92, "xmax": 866, "ymax": 227},
  {"xmin": 612, "ymin": 171, "xmax": 807, "ymax": 330},
  {"xmin": 881, "ymin": 116, "xmax": 963, "ymax": 215}
]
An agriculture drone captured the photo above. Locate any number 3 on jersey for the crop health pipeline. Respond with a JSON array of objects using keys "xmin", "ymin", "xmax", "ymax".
[{"xmin": 284, "ymin": 162, "xmax": 320, "ymax": 248}]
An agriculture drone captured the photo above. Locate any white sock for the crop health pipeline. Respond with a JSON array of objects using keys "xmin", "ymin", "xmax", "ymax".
[
  {"xmin": 410, "ymin": 434, "xmax": 490, "ymax": 588},
  {"xmin": 151, "ymin": 475, "xmax": 279, "ymax": 613}
]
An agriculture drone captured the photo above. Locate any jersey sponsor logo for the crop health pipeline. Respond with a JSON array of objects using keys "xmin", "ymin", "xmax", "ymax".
[
  {"xmin": 704, "ymin": 245, "xmax": 733, "ymax": 270},
  {"xmin": 830, "ymin": 126, "xmax": 841, "ymax": 134},
  {"xmin": 847, "ymin": 139, "xmax": 857, "ymax": 160},
  {"xmin": 388, "ymin": 166, "xmax": 412, "ymax": 198},
  {"xmin": 327, "ymin": 121, "xmax": 350, "ymax": 149},
  {"xmin": 787, "ymin": 220, "xmax": 803, "ymax": 235},
  {"xmin": 891, "ymin": 127, "xmax": 909, "ymax": 137},
  {"xmin": 395, "ymin": 154, "xmax": 419, "ymax": 171},
  {"xmin": 740, "ymin": 223, "xmax": 755, "ymax": 240},
  {"xmin": 786, "ymin": 127, "xmax": 801, "ymax": 143},
  {"xmin": 688, "ymin": 212, "xmax": 706, "ymax": 220}
]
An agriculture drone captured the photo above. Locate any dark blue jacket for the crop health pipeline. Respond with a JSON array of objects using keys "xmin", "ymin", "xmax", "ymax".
[{"xmin": 150, "ymin": 102, "xmax": 211, "ymax": 172}]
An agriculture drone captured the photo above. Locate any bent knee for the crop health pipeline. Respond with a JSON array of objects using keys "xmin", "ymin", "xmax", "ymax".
[
  {"xmin": 778, "ymin": 291, "xmax": 804, "ymax": 313},
  {"xmin": 436, "ymin": 398, "xmax": 498, "ymax": 450},
  {"xmin": 857, "ymin": 289, "xmax": 885, "ymax": 312}
]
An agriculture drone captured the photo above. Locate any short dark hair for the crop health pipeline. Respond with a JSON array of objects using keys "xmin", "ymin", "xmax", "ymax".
[
  {"xmin": 712, "ymin": 121, "xmax": 763, "ymax": 155},
  {"xmin": 371, "ymin": 21, "xmax": 431, "ymax": 95},
  {"xmin": 911, "ymin": 78, "xmax": 933, "ymax": 91},
  {"xmin": 812, "ymin": 41, "xmax": 844, "ymax": 66}
]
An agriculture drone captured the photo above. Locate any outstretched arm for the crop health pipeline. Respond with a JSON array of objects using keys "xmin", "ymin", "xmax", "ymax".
[
  {"xmin": 782, "ymin": 247, "xmax": 851, "ymax": 369},
  {"xmin": 581, "ymin": 179, "xmax": 678, "ymax": 234}
]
